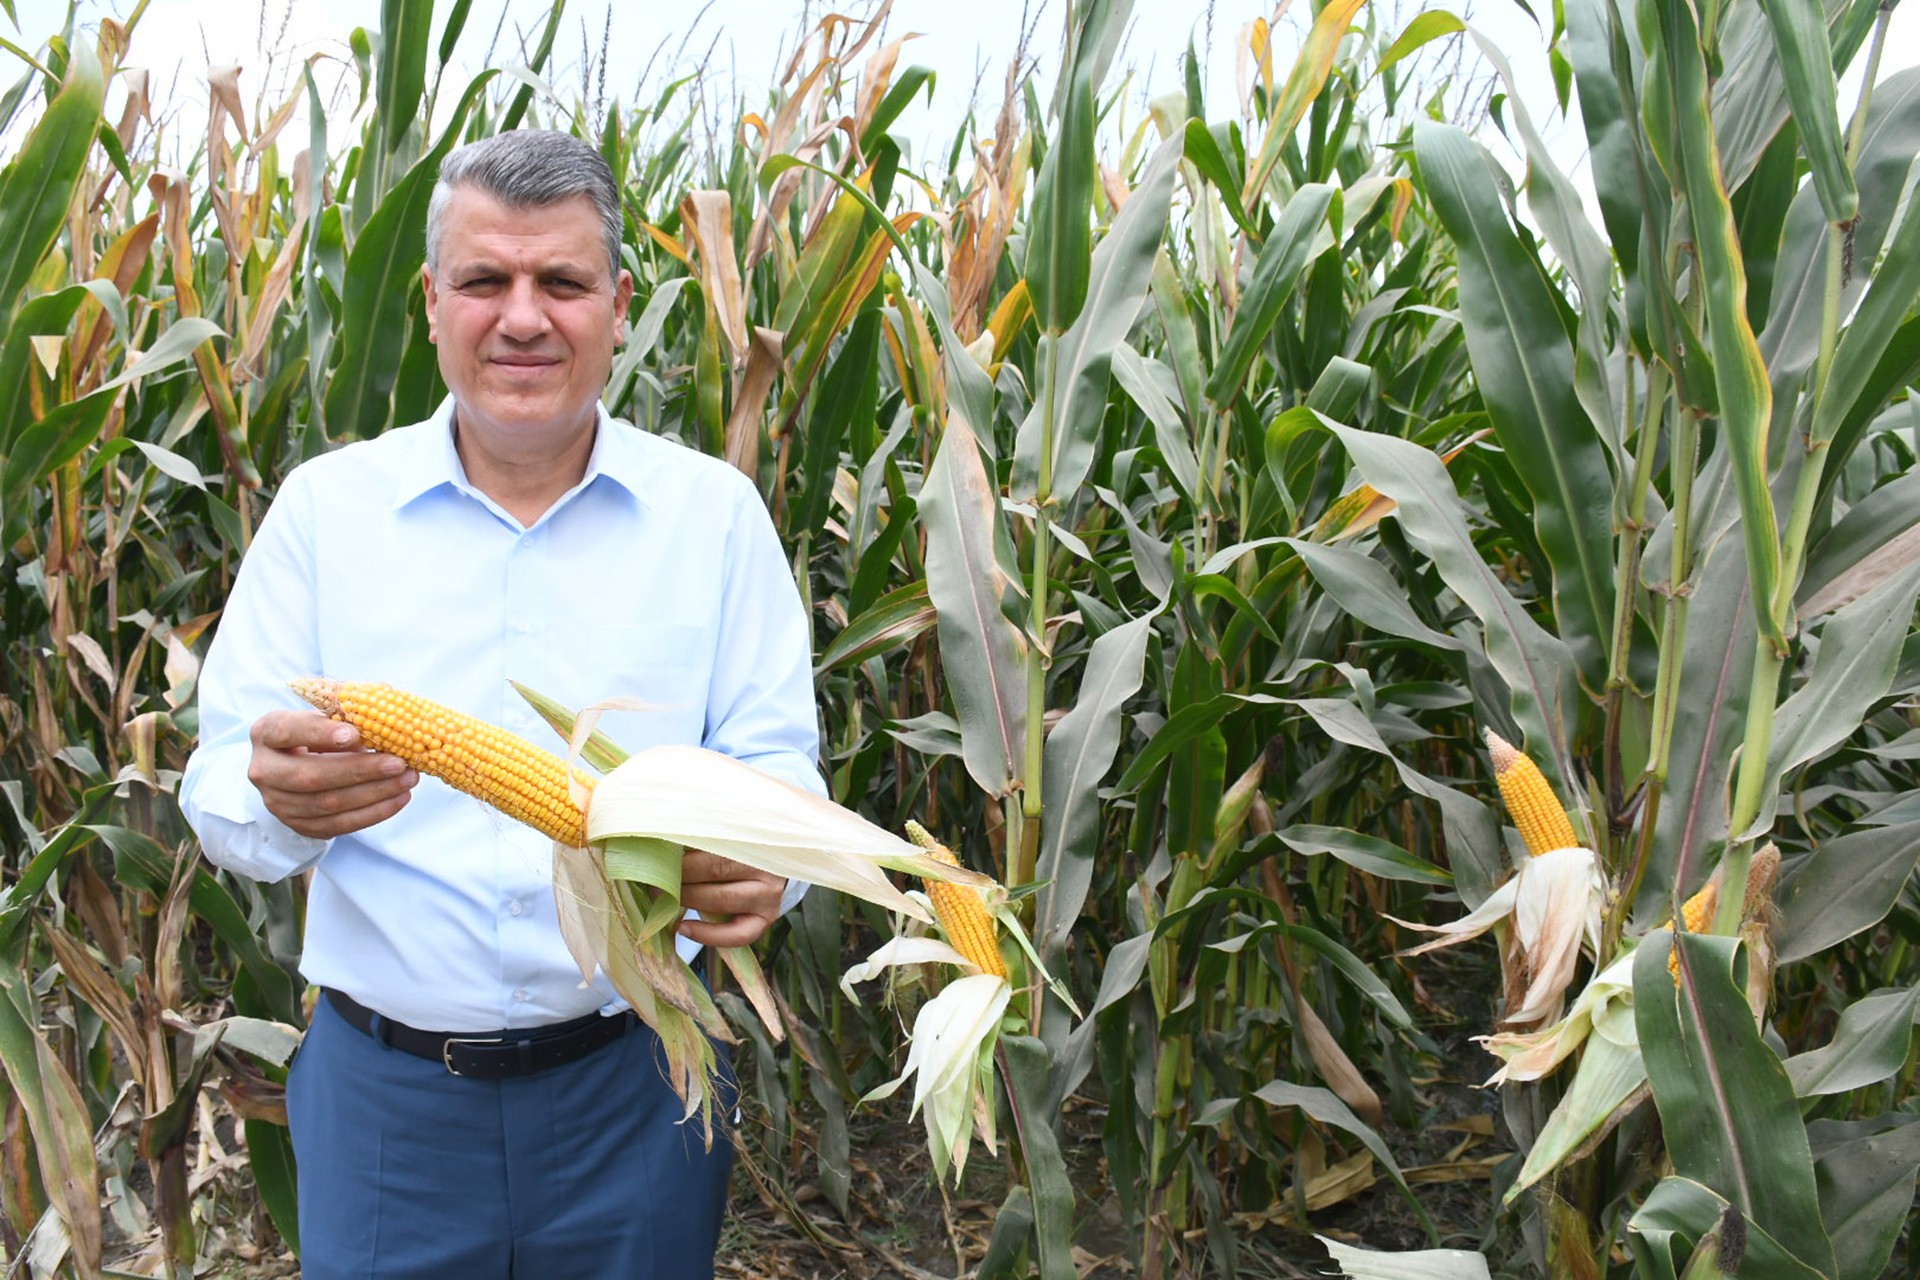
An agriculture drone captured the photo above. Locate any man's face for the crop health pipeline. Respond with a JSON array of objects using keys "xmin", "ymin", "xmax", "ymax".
[{"xmin": 423, "ymin": 187, "xmax": 633, "ymax": 452}]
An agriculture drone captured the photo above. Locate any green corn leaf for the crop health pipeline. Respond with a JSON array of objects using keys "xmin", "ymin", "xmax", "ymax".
[
  {"xmin": 1330, "ymin": 424, "xmax": 1579, "ymax": 793},
  {"xmin": 1378, "ymin": 10, "xmax": 1465, "ymax": 75},
  {"xmin": 500, "ymin": 0, "xmax": 564, "ymax": 131},
  {"xmin": 0, "ymin": 962, "xmax": 101, "ymax": 1276},
  {"xmin": 1784, "ymin": 986, "xmax": 1920, "ymax": 1098},
  {"xmin": 1634, "ymin": 931, "xmax": 1838, "ymax": 1274},
  {"xmin": 244, "ymin": 1120, "xmax": 300, "ymax": 1256},
  {"xmin": 1025, "ymin": 0, "xmax": 1126, "ymax": 334},
  {"xmin": 1752, "ymin": 558, "xmax": 1920, "ymax": 834},
  {"xmin": 1181, "ymin": 118, "xmax": 1252, "ymax": 236},
  {"xmin": 1241, "ymin": 0, "xmax": 1366, "ymax": 207},
  {"xmin": 326, "ymin": 68, "xmax": 495, "ymax": 439},
  {"xmin": 435, "ymin": 0, "xmax": 472, "ymax": 66},
  {"xmin": 1809, "ymin": 1117, "xmax": 1920, "ymax": 1280},
  {"xmin": 998, "ymin": 1035, "xmax": 1078, "ymax": 1280},
  {"xmin": 1284, "ymin": 537, "xmax": 1465, "ymax": 652},
  {"xmin": 1014, "ymin": 134, "xmax": 1181, "ymax": 503},
  {"xmin": 1110, "ymin": 343, "xmax": 1201, "ymax": 505},
  {"xmin": 1413, "ymin": 119, "xmax": 1616, "ymax": 691},
  {"xmin": 1036, "ymin": 611, "xmax": 1155, "ymax": 958},
  {"xmin": 1754, "ymin": 0, "xmax": 1857, "ymax": 225},
  {"xmin": 1206, "ymin": 184, "xmax": 1334, "ymax": 409},
  {"xmin": 1661, "ymin": 0, "xmax": 1783, "ymax": 647},
  {"xmin": 1774, "ymin": 820, "xmax": 1920, "ymax": 962},
  {"xmin": 1276, "ymin": 823, "xmax": 1454, "ymax": 887},
  {"xmin": 1253, "ymin": 1079, "xmax": 1435, "ymax": 1239},
  {"xmin": 0, "ymin": 279, "xmax": 119, "ymax": 456},
  {"xmin": 1813, "ymin": 165, "xmax": 1920, "ymax": 444},
  {"xmin": 0, "ymin": 33, "xmax": 99, "ymax": 319},
  {"xmin": 815, "ymin": 581, "xmax": 936, "ymax": 674},
  {"xmin": 918, "ymin": 407, "xmax": 1029, "ymax": 799},
  {"xmin": 375, "ymin": 0, "xmax": 433, "ymax": 154},
  {"xmin": 1628, "ymin": 1177, "xmax": 1830, "ymax": 1280}
]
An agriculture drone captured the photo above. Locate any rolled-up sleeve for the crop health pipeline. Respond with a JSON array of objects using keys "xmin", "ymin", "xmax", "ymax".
[{"xmin": 179, "ymin": 470, "xmax": 333, "ymax": 883}]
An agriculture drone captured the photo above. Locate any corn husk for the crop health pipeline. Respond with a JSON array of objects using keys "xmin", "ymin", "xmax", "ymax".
[
  {"xmin": 859, "ymin": 972, "xmax": 1010, "ymax": 1185},
  {"xmin": 521, "ymin": 691, "xmax": 991, "ymax": 1141},
  {"xmin": 1391, "ymin": 845, "xmax": 1602, "ymax": 1026},
  {"xmin": 584, "ymin": 744, "xmax": 985, "ymax": 918}
]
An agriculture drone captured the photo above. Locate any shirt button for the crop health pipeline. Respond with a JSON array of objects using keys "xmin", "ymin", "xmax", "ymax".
[
  {"xmin": 512, "ymin": 620, "xmax": 533, "ymax": 634},
  {"xmin": 508, "ymin": 900, "xmax": 525, "ymax": 917},
  {"xmin": 513, "ymin": 988, "xmax": 529, "ymax": 1002}
]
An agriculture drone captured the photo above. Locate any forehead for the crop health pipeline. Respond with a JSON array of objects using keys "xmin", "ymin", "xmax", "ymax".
[{"xmin": 435, "ymin": 187, "xmax": 605, "ymax": 268}]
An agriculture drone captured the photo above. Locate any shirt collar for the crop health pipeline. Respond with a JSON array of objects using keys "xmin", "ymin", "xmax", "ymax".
[{"xmin": 389, "ymin": 398, "xmax": 651, "ymax": 514}]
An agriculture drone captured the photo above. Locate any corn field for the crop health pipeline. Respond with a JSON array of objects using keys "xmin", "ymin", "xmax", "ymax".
[{"xmin": 1, "ymin": 0, "xmax": 1917, "ymax": 1274}]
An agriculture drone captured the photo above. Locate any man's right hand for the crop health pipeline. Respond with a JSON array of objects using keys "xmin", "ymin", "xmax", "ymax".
[{"xmin": 248, "ymin": 711, "xmax": 419, "ymax": 839}]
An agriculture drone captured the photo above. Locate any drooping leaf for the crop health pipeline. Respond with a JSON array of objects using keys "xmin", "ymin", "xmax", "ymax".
[
  {"xmin": 918, "ymin": 409, "xmax": 1029, "ymax": 798},
  {"xmin": 1330, "ymin": 425, "xmax": 1579, "ymax": 791},
  {"xmin": 1036, "ymin": 612, "xmax": 1155, "ymax": 959},
  {"xmin": 1413, "ymin": 120, "xmax": 1614, "ymax": 690},
  {"xmin": 1784, "ymin": 986, "xmax": 1920, "ymax": 1098},
  {"xmin": 1774, "ymin": 820, "xmax": 1920, "ymax": 962}
]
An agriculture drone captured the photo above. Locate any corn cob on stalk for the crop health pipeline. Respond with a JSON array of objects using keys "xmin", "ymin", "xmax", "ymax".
[
  {"xmin": 1669, "ymin": 881, "xmax": 1719, "ymax": 982},
  {"xmin": 290, "ymin": 678, "xmax": 594, "ymax": 847},
  {"xmin": 905, "ymin": 820, "xmax": 1006, "ymax": 978},
  {"xmin": 1667, "ymin": 844, "xmax": 1780, "ymax": 982},
  {"xmin": 1485, "ymin": 730, "xmax": 1580, "ymax": 857}
]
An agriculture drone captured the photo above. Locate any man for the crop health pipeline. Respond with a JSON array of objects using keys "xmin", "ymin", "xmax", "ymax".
[{"xmin": 180, "ymin": 130, "xmax": 820, "ymax": 1278}]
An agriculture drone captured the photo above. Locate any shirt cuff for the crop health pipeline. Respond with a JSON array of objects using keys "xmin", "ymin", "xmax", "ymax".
[{"xmin": 182, "ymin": 745, "xmax": 332, "ymax": 882}]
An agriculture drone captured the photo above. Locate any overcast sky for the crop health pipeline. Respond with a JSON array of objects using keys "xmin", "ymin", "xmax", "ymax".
[{"xmin": 7, "ymin": 0, "xmax": 1918, "ymax": 226}]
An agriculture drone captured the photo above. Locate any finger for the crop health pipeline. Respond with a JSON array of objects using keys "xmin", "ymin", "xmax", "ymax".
[
  {"xmin": 252, "ymin": 746, "xmax": 413, "ymax": 796},
  {"xmin": 254, "ymin": 709, "xmax": 362, "ymax": 753},
  {"xmin": 275, "ymin": 786, "xmax": 415, "ymax": 840},
  {"xmin": 679, "ymin": 848, "xmax": 744, "ymax": 885},
  {"xmin": 678, "ymin": 912, "xmax": 773, "ymax": 949},
  {"xmin": 262, "ymin": 770, "xmax": 420, "ymax": 822}
]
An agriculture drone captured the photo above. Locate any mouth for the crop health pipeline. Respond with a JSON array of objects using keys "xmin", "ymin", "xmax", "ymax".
[{"xmin": 488, "ymin": 354, "xmax": 563, "ymax": 372}]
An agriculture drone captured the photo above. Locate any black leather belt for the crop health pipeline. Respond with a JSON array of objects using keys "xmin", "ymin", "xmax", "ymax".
[{"xmin": 324, "ymin": 989, "xmax": 636, "ymax": 1079}]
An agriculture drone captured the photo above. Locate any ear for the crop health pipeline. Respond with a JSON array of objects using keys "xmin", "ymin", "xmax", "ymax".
[
  {"xmin": 612, "ymin": 269, "xmax": 635, "ymax": 347},
  {"xmin": 422, "ymin": 263, "xmax": 441, "ymax": 343}
]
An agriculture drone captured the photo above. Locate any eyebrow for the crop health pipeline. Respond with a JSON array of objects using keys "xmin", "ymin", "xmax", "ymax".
[{"xmin": 449, "ymin": 261, "xmax": 602, "ymax": 282}]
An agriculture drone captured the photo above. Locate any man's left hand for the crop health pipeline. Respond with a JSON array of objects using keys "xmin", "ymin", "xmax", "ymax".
[{"xmin": 678, "ymin": 850, "xmax": 785, "ymax": 947}]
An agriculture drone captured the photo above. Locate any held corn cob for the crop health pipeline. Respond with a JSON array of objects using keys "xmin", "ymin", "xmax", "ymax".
[
  {"xmin": 291, "ymin": 678, "xmax": 594, "ymax": 847},
  {"xmin": 905, "ymin": 821, "xmax": 1007, "ymax": 979},
  {"xmin": 1485, "ymin": 730, "xmax": 1580, "ymax": 857}
]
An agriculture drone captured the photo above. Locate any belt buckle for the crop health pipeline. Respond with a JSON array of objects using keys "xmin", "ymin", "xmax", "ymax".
[{"xmin": 441, "ymin": 1036, "xmax": 503, "ymax": 1077}]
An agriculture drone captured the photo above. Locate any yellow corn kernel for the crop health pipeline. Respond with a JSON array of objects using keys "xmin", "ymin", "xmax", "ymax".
[
  {"xmin": 905, "ymin": 821, "xmax": 1006, "ymax": 979},
  {"xmin": 1670, "ymin": 880, "xmax": 1720, "ymax": 982},
  {"xmin": 290, "ymin": 678, "xmax": 593, "ymax": 847},
  {"xmin": 1484, "ymin": 730, "xmax": 1580, "ymax": 857}
]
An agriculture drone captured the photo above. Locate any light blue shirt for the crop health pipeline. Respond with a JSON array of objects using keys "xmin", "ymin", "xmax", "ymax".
[{"xmin": 181, "ymin": 400, "xmax": 820, "ymax": 1032}]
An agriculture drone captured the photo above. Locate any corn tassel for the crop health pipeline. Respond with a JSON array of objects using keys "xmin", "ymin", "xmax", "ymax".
[
  {"xmin": 291, "ymin": 678, "xmax": 594, "ymax": 847},
  {"xmin": 1485, "ymin": 730, "xmax": 1580, "ymax": 857},
  {"xmin": 905, "ymin": 821, "xmax": 1006, "ymax": 979}
]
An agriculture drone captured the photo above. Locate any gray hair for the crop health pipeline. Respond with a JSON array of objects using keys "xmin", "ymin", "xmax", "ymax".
[{"xmin": 426, "ymin": 130, "xmax": 623, "ymax": 279}]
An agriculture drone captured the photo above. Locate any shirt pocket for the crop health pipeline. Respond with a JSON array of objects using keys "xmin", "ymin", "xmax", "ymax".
[{"xmin": 585, "ymin": 622, "xmax": 713, "ymax": 751}]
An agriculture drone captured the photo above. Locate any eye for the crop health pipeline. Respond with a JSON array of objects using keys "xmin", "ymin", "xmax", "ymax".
[{"xmin": 457, "ymin": 274, "xmax": 504, "ymax": 294}]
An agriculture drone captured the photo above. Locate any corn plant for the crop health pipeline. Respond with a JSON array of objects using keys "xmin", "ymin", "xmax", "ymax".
[
  {"xmin": 1283, "ymin": 0, "xmax": 1920, "ymax": 1271},
  {"xmin": 2, "ymin": 0, "xmax": 1916, "ymax": 1276}
]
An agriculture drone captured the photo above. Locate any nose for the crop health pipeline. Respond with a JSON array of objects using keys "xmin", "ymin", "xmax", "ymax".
[{"xmin": 496, "ymin": 276, "xmax": 550, "ymax": 341}]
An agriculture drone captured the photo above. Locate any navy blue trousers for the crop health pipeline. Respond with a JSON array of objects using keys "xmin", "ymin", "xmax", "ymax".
[{"xmin": 287, "ymin": 997, "xmax": 733, "ymax": 1279}]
